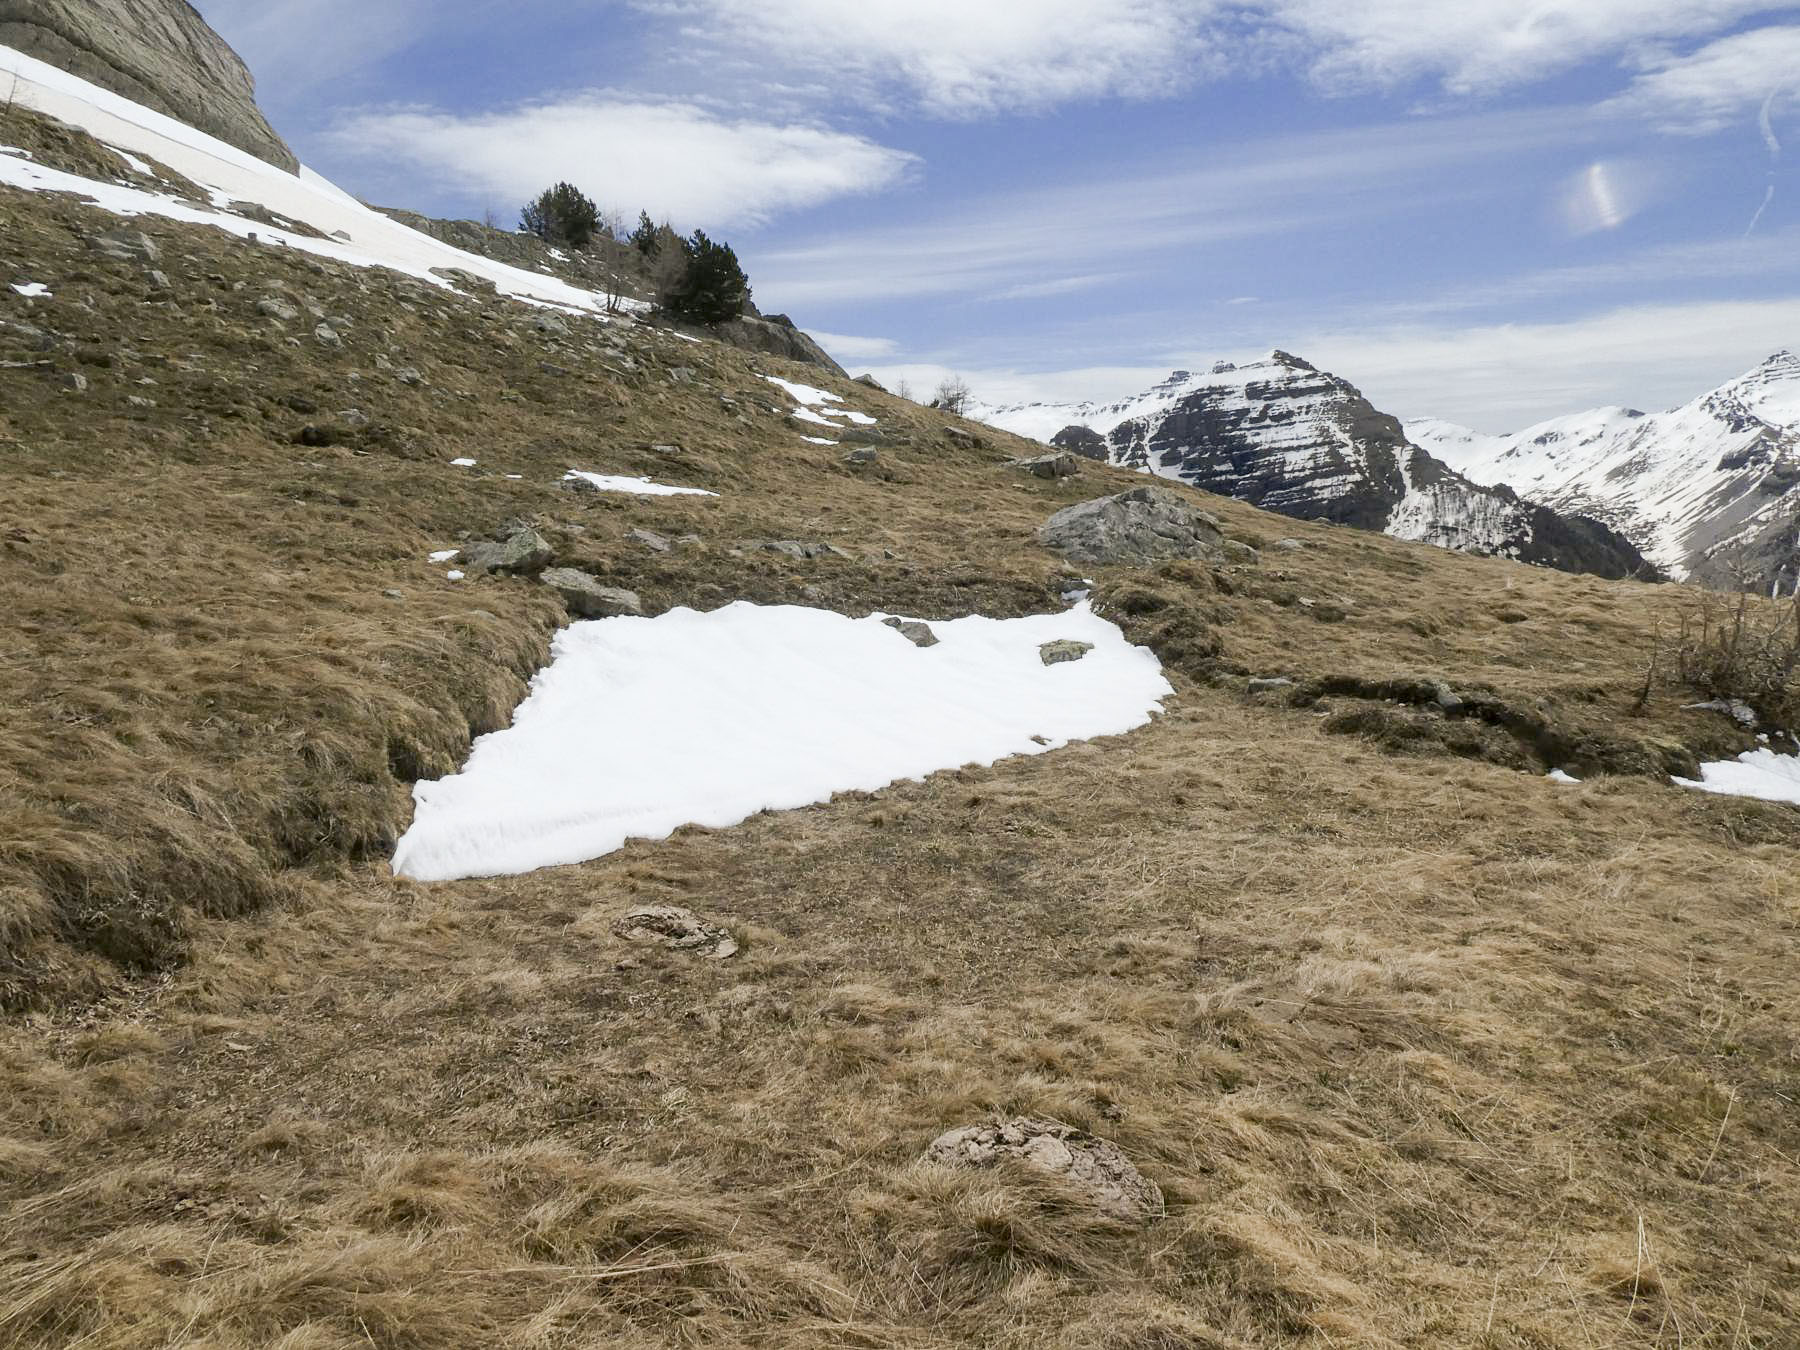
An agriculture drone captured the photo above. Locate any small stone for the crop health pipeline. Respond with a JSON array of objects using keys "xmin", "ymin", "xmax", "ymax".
[
  {"xmin": 337, "ymin": 408, "xmax": 370, "ymax": 429},
  {"xmin": 396, "ymin": 367, "xmax": 424, "ymax": 386},
  {"xmin": 1274, "ymin": 538, "xmax": 1306, "ymax": 551},
  {"xmin": 257, "ymin": 297, "xmax": 300, "ymax": 321},
  {"xmin": 924, "ymin": 1118, "xmax": 1163, "ymax": 1225},
  {"xmin": 1222, "ymin": 540, "xmax": 1261, "ymax": 566},
  {"xmin": 541, "ymin": 569, "xmax": 643, "ymax": 619},
  {"xmin": 145, "ymin": 270, "xmax": 172, "ymax": 292},
  {"xmin": 383, "ymin": 588, "xmax": 405, "ymax": 600},
  {"xmin": 650, "ymin": 443, "xmax": 683, "ymax": 455},
  {"xmin": 628, "ymin": 528, "xmax": 672, "ymax": 553},
  {"xmin": 943, "ymin": 426, "xmax": 980, "ymax": 449},
  {"xmin": 126, "ymin": 394, "xmax": 156, "ymax": 409},
  {"xmin": 1247, "ymin": 677, "xmax": 1294, "ymax": 695},
  {"xmin": 884, "ymin": 617, "xmax": 939, "ymax": 648},
  {"xmin": 1039, "ymin": 639, "xmax": 1094, "ymax": 666},
  {"xmin": 60, "ymin": 371, "xmax": 88, "ymax": 392},
  {"xmin": 843, "ymin": 446, "xmax": 880, "ymax": 466},
  {"xmin": 314, "ymin": 323, "xmax": 341, "ymax": 348},
  {"xmin": 611, "ymin": 905, "xmax": 737, "ymax": 959},
  {"xmin": 1012, "ymin": 452, "xmax": 1081, "ymax": 480},
  {"xmin": 668, "ymin": 366, "xmax": 694, "ymax": 384}
]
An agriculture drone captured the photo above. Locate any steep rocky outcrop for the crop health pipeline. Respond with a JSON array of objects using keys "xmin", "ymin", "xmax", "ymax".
[
  {"xmin": 978, "ymin": 353, "xmax": 1656, "ymax": 581},
  {"xmin": 712, "ymin": 311, "xmax": 846, "ymax": 376},
  {"xmin": 0, "ymin": 0, "xmax": 297, "ymax": 171},
  {"xmin": 1411, "ymin": 352, "xmax": 1800, "ymax": 589}
]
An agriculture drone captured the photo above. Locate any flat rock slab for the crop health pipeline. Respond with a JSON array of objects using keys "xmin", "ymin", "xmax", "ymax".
[
  {"xmin": 540, "ymin": 569, "xmax": 643, "ymax": 619},
  {"xmin": 1039, "ymin": 485, "xmax": 1224, "ymax": 568},
  {"xmin": 925, "ymin": 1117, "xmax": 1164, "ymax": 1225},
  {"xmin": 1011, "ymin": 452, "xmax": 1082, "ymax": 479},
  {"xmin": 611, "ymin": 905, "xmax": 738, "ymax": 959}
]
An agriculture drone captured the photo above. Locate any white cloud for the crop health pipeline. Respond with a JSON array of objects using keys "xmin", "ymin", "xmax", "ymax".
[
  {"xmin": 751, "ymin": 107, "xmax": 1597, "ymax": 307},
  {"xmin": 1269, "ymin": 1, "xmax": 1787, "ymax": 94},
  {"xmin": 1607, "ymin": 24, "xmax": 1800, "ymax": 133},
  {"xmin": 809, "ymin": 331, "xmax": 900, "ymax": 361},
  {"xmin": 326, "ymin": 98, "xmax": 915, "ymax": 228},
  {"xmin": 654, "ymin": 0, "xmax": 1235, "ymax": 117},
  {"xmin": 1297, "ymin": 297, "xmax": 1800, "ymax": 429}
]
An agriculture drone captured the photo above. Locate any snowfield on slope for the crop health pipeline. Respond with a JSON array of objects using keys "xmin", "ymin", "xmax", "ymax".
[
  {"xmin": 392, "ymin": 602, "xmax": 1171, "ymax": 881},
  {"xmin": 0, "ymin": 45, "xmax": 643, "ymax": 318}
]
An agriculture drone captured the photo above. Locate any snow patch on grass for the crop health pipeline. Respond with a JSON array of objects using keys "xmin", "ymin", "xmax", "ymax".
[
  {"xmin": 1674, "ymin": 749, "xmax": 1800, "ymax": 806},
  {"xmin": 392, "ymin": 601, "xmax": 1171, "ymax": 881},
  {"xmin": 563, "ymin": 470, "xmax": 718, "ymax": 498}
]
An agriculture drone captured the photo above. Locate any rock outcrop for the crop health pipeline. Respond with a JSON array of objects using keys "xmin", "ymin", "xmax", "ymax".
[
  {"xmin": 979, "ymin": 353, "xmax": 1657, "ymax": 582},
  {"xmin": 0, "ymin": 0, "xmax": 298, "ymax": 172}
]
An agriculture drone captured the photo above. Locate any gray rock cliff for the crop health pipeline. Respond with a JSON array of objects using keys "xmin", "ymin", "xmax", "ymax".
[{"xmin": 0, "ymin": 0, "xmax": 297, "ymax": 171}]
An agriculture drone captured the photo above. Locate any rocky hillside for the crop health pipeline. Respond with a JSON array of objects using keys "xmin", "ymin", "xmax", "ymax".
[
  {"xmin": 975, "ymin": 353, "xmax": 1656, "ymax": 580},
  {"xmin": 1410, "ymin": 351, "xmax": 1800, "ymax": 590},
  {"xmin": 0, "ymin": 0, "xmax": 295, "ymax": 170}
]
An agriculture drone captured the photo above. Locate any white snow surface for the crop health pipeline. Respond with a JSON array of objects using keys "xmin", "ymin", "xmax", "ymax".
[
  {"xmin": 10, "ymin": 282, "xmax": 49, "ymax": 298},
  {"xmin": 563, "ymin": 470, "xmax": 718, "ymax": 498},
  {"xmin": 1546, "ymin": 769, "xmax": 1582, "ymax": 785},
  {"xmin": 449, "ymin": 458, "xmax": 477, "ymax": 468},
  {"xmin": 428, "ymin": 549, "xmax": 460, "ymax": 563},
  {"xmin": 1673, "ymin": 749, "xmax": 1800, "ymax": 806},
  {"xmin": 392, "ymin": 601, "xmax": 1171, "ymax": 881},
  {"xmin": 1408, "ymin": 352, "xmax": 1800, "ymax": 577},
  {"xmin": 0, "ymin": 45, "xmax": 646, "ymax": 318},
  {"xmin": 762, "ymin": 376, "xmax": 842, "ymax": 406}
]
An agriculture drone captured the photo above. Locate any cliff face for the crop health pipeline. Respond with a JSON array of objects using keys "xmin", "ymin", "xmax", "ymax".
[{"xmin": 0, "ymin": 0, "xmax": 296, "ymax": 171}]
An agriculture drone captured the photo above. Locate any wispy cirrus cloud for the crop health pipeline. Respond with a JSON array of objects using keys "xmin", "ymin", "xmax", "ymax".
[
  {"xmin": 1606, "ymin": 24, "xmax": 1800, "ymax": 133},
  {"xmin": 325, "ymin": 97, "xmax": 916, "ymax": 228}
]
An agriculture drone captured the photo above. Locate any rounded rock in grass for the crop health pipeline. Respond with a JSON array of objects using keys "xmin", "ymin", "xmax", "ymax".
[
  {"xmin": 924, "ymin": 1118, "xmax": 1163, "ymax": 1225},
  {"xmin": 611, "ymin": 905, "xmax": 738, "ymax": 960}
]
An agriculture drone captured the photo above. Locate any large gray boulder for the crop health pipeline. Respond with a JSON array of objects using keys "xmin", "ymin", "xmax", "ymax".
[
  {"xmin": 1038, "ymin": 484, "xmax": 1225, "ymax": 567},
  {"xmin": 0, "ymin": 0, "xmax": 299, "ymax": 172}
]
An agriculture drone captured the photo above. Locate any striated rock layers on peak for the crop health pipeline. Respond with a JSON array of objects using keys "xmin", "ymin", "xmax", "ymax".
[
  {"xmin": 0, "ymin": 0, "xmax": 297, "ymax": 171},
  {"xmin": 974, "ymin": 352, "xmax": 1655, "ymax": 581}
]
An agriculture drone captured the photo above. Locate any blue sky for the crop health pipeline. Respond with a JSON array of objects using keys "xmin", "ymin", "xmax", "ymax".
[{"xmin": 194, "ymin": 1, "xmax": 1800, "ymax": 431}]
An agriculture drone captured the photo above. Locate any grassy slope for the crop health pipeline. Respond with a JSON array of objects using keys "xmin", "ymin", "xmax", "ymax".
[{"xmin": 1, "ymin": 127, "xmax": 1797, "ymax": 1347}]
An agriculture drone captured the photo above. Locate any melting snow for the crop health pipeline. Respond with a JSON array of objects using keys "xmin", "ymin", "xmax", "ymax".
[
  {"xmin": 429, "ymin": 549, "xmax": 460, "ymax": 563},
  {"xmin": 450, "ymin": 458, "xmax": 477, "ymax": 468},
  {"xmin": 802, "ymin": 436, "xmax": 839, "ymax": 445},
  {"xmin": 446, "ymin": 570, "xmax": 465, "ymax": 581},
  {"xmin": 392, "ymin": 601, "xmax": 1171, "ymax": 881},
  {"xmin": 1546, "ymin": 769, "xmax": 1581, "ymax": 785},
  {"xmin": 792, "ymin": 408, "xmax": 840, "ymax": 428},
  {"xmin": 763, "ymin": 375, "xmax": 842, "ymax": 406},
  {"xmin": 563, "ymin": 470, "xmax": 718, "ymax": 498},
  {"xmin": 10, "ymin": 282, "xmax": 49, "ymax": 298},
  {"xmin": 1673, "ymin": 750, "xmax": 1800, "ymax": 806}
]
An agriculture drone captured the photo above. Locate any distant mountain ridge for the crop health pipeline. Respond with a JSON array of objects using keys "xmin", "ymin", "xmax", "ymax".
[
  {"xmin": 972, "ymin": 351, "xmax": 1656, "ymax": 581},
  {"xmin": 1408, "ymin": 352, "xmax": 1800, "ymax": 590}
]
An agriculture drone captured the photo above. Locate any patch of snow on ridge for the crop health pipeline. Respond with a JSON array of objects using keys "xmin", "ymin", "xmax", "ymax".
[
  {"xmin": 392, "ymin": 601, "xmax": 1172, "ymax": 881},
  {"xmin": 10, "ymin": 282, "xmax": 49, "ymax": 298},
  {"xmin": 1673, "ymin": 749, "xmax": 1800, "ymax": 806},
  {"xmin": 0, "ymin": 44, "xmax": 647, "ymax": 318},
  {"xmin": 563, "ymin": 470, "xmax": 717, "ymax": 498},
  {"xmin": 763, "ymin": 375, "xmax": 842, "ymax": 406}
]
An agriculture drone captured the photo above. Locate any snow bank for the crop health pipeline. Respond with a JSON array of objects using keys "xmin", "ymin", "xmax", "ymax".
[
  {"xmin": 563, "ymin": 470, "xmax": 718, "ymax": 498},
  {"xmin": 1673, "ymin": 749, "xmax": 1800, "ymax": 806},
  {"xmin": 392, "ymin": 601, "xmax": 1171, "ymax": 881},
  {"xmin": 0, "ymin": 44, "xmax": 644, "ymax": 318}
]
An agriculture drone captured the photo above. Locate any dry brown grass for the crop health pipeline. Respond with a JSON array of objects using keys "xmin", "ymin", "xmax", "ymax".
[{"xmin": 3, "ymin": 135, "xmax": 1798, "ymax": 1347}]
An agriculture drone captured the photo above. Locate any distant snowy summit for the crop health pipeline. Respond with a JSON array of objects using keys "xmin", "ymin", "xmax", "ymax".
[
  {"xmin": 1408, "ymin": 351, "xmax": 1800, "ymax": 589},
  {"xmin": 972, "ymin": 351, "xmax": 1654, "ymax": 581}
]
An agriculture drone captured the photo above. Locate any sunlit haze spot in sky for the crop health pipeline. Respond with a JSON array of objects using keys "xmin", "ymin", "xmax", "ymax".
[{"xmin": 1560, "ymin": 160, "xmax": 1647, "ymax": 236}]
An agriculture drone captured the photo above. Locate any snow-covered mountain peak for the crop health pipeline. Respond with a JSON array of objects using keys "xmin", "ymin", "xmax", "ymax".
[{"xmin": 1410, "ymin": 353, "xmax": 1800, "ymax": 587}]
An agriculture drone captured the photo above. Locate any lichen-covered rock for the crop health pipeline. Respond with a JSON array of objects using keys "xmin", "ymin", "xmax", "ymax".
[
  {"xmin": 1039, "ymin": 639, "xmax": 1093, "ymax": 665},
  {"xmin": 540, "ymin": 570, "xmax": 642, "ymax": 619},
  {"xmin": 463, "ymin": 527, "xmax": 552, "ymax": 576},
  {"xmin": 1038, "ymin": 485, "xmax": 1225, "ymax": 567},
  {"xmin": 884, "ymin": 618, "xmax": 938, "ymax": 648},
  {"xmin": 1012, "ymin": 452, "xmax": 1082, "ymax": 480},
  {"xmin": 925, "ymin": 1117, "xmax": 1163, "ymax": 1225},
  {"xmin": 0, "ymin": 0, "xmax": 299, "ymax": 171},
  {"xmin": 611, "ymin": 905, "xmax": 737, "ymax": 959}
]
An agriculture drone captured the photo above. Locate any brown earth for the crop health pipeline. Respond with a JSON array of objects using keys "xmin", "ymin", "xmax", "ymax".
[{"xmin": 1, "ymin": 109, "xmax": 1797, "ymax": 1349}]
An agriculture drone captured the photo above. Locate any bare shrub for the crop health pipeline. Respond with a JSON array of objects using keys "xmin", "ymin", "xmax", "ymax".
[{"xmin": 1667, "ymin": 589, "xmax": 1800, "ymax": 723}]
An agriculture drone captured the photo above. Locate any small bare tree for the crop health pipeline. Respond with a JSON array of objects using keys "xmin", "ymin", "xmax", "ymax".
[{"xmin": 933, "ymin": 374, "xmax": 972, "ymax": 415}]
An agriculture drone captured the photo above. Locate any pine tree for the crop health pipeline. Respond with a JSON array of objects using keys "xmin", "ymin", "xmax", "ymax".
[
  {"xmin": 629, "ymin": 210, "xmax": 661, "ymax": 257},
  {"xmin": 662, "ymin": 229, "xmax": 751, "ymax": 324},
  {"xmin": 520, "ymin": 182, "xmax": 601, "ymax": 250}
]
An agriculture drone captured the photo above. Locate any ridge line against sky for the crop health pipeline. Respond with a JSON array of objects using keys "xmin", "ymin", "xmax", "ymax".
[{"xmin": 191, "ymin": 1, "xmax": 1800, "ymax": 431}]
